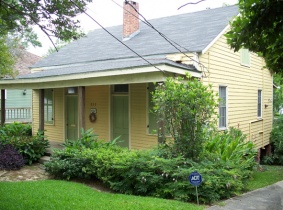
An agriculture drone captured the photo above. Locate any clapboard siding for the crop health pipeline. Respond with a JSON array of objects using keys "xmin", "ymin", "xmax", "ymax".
[
  {"xmin": 85, "ymin": 85, "xmax": 110, "ymax": 141},
  {"xmin": 44, "ymin": 88, "xmax": 64, "ymax": 143},
  {"xmin": 130, "ymin": 83, "xmax": 157, "ymax": 149},
  {"xmin": 199, "ymin": 33, "xmax": 272, "ymax": 149}
]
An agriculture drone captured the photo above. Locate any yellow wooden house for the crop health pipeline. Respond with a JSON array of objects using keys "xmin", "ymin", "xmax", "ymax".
[{"xmin": 0, "ymin": 2, "xmax": 273, "ymax": 154}]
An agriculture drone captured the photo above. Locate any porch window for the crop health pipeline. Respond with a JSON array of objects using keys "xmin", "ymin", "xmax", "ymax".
[
  {"xmin": 258, "ymin": 90, "xmax": 262, "ymax": 118},
  {"xmin": 219, "ymin": 86, "xmax": 227, "ymax": 129},
  {"xmin": 44, "ymin": 89, "xmax": 54, "ymax": 124},
  {"xmin": 240, "ymin": 48, "xmax": 250, "ymax": 67},
  {"xmin": 147, "ymin": 83, "xmax": 157, "ymax": 134}
]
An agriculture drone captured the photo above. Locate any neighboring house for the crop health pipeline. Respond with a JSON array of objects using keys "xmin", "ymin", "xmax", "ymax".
[
  {"xmin": 0, "ymin": 49, "xmax": 41, "ymax": 123},
  {"xmin": 0, "ymin": 2, "xmax": 273, "ymax": 156}
]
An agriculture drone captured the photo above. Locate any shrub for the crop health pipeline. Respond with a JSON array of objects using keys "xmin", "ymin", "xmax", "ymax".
[
  {"xmin": 0, "ymin": 123, "xmax": 49, "ymax": 165},
  {"xmin": 0, "ymin": 122, "xmax": 32, "ymax": 139},
  {"xmin": 45, "ymin": 137, "xmax": 256, "ymax": 203},
  {"xmin": 263, "ymin": 116, "xmax": 283, "ymax": 165},
  {"xmin": 0, "ymin": 144, "xmax": 25, "ymax": 170},
  {"xmin": 151, "ymin": 74, "xmax": 218, "ymax": 159},
  {"xmin": 63, "ymin": 128, "xmax": 99, "ymax": 150}
]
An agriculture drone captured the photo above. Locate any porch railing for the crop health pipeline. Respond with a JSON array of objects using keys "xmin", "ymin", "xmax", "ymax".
[{"xmin": 0, "ymin": 107, "xmax": 32, "ymax": 122}]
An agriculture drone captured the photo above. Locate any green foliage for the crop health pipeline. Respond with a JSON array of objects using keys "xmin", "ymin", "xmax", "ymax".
[
  {"xmin": 151, "ymin": 75, "xmax": 218, "ymax": 159},
  {"xmin": 0, "ymin": 0, "xmax": 93, "ymax": 47},
  {"xmin": 203, "ymin": 128, "xmax": 256, "ymax": 167},
  {"xmin": 273, "ymin": 74, "xmax": 283, "ymax": 115},
  {"xmin": 63, "ymin": 128, "xmax": 100, "ymax": 150},
  {"xmin": 46, "ymin": 128, "xmax": 256, "ymax": 204},
  {"xmin": 263, "ymin": 116, "xmax": 283, "ymax": 165},
  {"xmin": 226, "ymin": 0, "xmax": 283, "ymax": 73},
  {"xmin": 0, "ymin": 37, "xmax": 15, "ymax": 77},
  {"xmin": 0, "ymin": 123, "xmax": 49, "ymax": 165},
  {"xmin": 0, "ymin": 122, "xmax": 32, "ymax": 137}
]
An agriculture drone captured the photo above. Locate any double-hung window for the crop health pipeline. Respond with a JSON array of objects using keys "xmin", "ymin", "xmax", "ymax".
[
  {"xmin": 44, "ymin": 89, "xmax": 54, "ymax": 124},
  {"xmin": 258, "ymin": 90, "xmax": 262, "ymax": 118},
  {"xmin": 219, "ymin": 86, "xmax": 227, "ymax": 129}
]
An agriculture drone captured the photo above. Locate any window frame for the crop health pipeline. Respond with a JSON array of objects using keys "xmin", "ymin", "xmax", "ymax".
[
  {"xmin": 44, "ymin": 89, "xmax": 54, "ymax": 125},
  {"xmin": 219, "ymin": 85, "xmax": 227, "ymax": 130},
  {"xmin": 257, "ymin": 89, "xmax": 262, "ymax": 118}
]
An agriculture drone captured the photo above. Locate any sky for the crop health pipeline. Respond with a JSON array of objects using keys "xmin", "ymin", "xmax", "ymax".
[{"xmin": 28, "ymin": 0, "xmax": 238, "ymax": 56}]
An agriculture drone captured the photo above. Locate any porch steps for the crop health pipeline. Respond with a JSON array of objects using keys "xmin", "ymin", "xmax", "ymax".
[{"xmin": 39, "ymin": 141, "xmax": 64, "ymax": 164}]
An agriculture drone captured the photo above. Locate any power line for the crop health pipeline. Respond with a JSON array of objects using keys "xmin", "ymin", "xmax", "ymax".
[
  {"xmin": 70, "ymin": 0, "xmax": 165, "ymax": 74},
  {"xmin": 115, "ymin": 0, "xmax": 209, "ymax": 77}
]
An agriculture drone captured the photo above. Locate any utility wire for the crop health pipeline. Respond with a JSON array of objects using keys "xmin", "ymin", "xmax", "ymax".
[
  {"xmin": 120, "ymin": 0, "xmax": 209, "ymax": 77},
  {"xmin": 70, "ymin": 0, "xmax": 165, "ymax": 73}
]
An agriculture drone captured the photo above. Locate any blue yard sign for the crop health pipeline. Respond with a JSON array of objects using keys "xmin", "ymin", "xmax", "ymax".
[
  {"xmin": 188, "ymin": 171, "xmax": 202, "ymax": 205},
  {"xmin": 189, "ymin": 171, "xmax": 202, "ymax": 186}
]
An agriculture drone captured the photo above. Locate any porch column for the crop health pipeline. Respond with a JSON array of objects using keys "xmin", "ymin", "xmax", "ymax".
[
  {"xmin": 1, "ymin": 89, "xmax": 5, "ymax": 126},
  {"xmin": 78, "ymin": 86, "xmax": 85, "ymax": 136},
  {"xmin": 39, "ymin": 89, "xmax": 44, "ymax": 131}
]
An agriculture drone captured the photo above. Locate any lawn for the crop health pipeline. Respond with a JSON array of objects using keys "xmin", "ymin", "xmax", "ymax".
[
  {"xmin": 0, "ymin": 180, "xmax": 204, "ymax": 210},
  {"xmin": 247, "ymin": 165, "xmax": 283, "ymax": 191},
  {"xmin": 0, "ymin": 165, "xmax": 282, "ymax": 210}
]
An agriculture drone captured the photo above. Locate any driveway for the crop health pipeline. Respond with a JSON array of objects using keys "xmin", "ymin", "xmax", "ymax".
[{"xmin": 207, "ymin": 181, "xmax": 283, "ymax": 210}]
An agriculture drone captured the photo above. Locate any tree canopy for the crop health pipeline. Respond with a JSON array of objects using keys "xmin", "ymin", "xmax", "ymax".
[
  {"xmin": 0, "ymin": 0, "xmax": 93, "ymax": 47},
  {"xmin": 0, "ymin": 0, "xmax": 93, "ymax": 77},
  {"xmin": 226, "ymin": 0, "xmax": 283, "ymax": 74}
]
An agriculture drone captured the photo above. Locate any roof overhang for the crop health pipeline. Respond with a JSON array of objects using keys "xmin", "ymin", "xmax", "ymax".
[{"xmin": 0, "ymin": 64, "xmax": 201, "ymax": 89}]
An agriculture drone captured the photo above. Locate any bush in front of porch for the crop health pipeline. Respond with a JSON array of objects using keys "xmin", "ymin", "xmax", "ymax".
[
  {"xmin": 45, "ymin": 127, "xmax": 256, "ymax": 204},
  {"xmin": 0, "ymin": 122, "xmax": 49, "ymax": 166}
]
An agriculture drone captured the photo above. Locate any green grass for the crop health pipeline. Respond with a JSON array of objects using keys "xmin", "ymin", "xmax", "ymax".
[
  {"xmin": 247, "ymin": 165, "xmax": 283, "ymax": 191},
  {"xmin": 0, "ymin": 180, "xmax": 204, "ymax": 210}
]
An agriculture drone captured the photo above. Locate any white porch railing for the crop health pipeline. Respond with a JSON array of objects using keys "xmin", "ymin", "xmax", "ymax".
[{"xmin": 0, "ymin": 107, "xmax": 32, "ymax": 122}]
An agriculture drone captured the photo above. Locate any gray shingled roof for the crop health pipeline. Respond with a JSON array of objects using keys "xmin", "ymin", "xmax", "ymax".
[
  {"xmin": 33, "ymin": 5, "xmax": 238, "ymax": 69},
  {"xmin": 19, "ymin": 56, "xmax": 197, "ymax": 79}
]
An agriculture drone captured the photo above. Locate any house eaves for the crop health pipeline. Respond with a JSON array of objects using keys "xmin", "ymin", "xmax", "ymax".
[{"xmin": 0, "ymin": 59, "xmax": 200, "ymax": 89}]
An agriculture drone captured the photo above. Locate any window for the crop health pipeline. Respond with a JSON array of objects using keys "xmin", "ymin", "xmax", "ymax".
[
  {"xmin": 219, "ymin": 86, "xmax": 227, "ymax": 129},
  {"xmin": 148, "ymin": 83, "xmax": 157, "ymax": 134},
  {"xmin": 113, "ymin": 84, "xmax": 128, "ymax": 93},
  {"xmin": 240, "ymin": 48, "xmax": 250, "ymax": 66},
  {"xmin": 44, "ymin": 89, "xmax": 54, "ymax": 124},
  {"xmin": 258, "ymin": 90, "xmax": 262, "ymax": 118}
]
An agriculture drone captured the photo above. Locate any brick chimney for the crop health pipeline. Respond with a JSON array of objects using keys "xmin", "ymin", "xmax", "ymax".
[{"xmin": 123, "ymin": 1, "xmax": 140, "ymax": 41}]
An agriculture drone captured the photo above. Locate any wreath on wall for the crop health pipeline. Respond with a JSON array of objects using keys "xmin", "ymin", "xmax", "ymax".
[{"xmin": 89, "ymin": 112, "xmax": 97, "ymax": 123}]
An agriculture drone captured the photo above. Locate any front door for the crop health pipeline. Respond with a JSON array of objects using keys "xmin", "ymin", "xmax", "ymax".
[
  {"xmin": 112, "ymin": 95, "xmax": 129, "ymax": 148},
  {"xmin": 66, "ymin": 95, "xmax": 78, "ymax": 141}
]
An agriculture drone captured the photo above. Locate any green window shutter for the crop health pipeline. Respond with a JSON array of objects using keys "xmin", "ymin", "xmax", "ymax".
[
  {"xmin": 148, "ymin": 83, "xmax": 157, "ymax": 134},
  {"xmin": 241, "ymin": 48, "xmax": 250, "ymax": 66}
]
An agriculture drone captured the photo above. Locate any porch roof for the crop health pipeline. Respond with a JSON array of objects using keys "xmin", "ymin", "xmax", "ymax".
[{"xmin": 0, "ymin": 56, "xmax": 200, "ymax": 89}]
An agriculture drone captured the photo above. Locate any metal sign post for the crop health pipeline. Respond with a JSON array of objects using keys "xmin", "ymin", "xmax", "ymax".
[{"xmin": 189, "ymin": 171, "xmax": 202, "ymax": 205}]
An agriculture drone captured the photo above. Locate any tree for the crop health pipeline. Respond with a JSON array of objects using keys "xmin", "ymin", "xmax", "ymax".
[
  {"xmin": 0, "ymin": 37, "xmax": 16, "ymax": 78},
  {"xmin": 152, "ymin": 74, "xmax": 218, "ymax": 159},
  {"xmin": 273, "ymin": 74, "xmax": 283, "ymax": 115},
  {"xmin": 226, "ymin": 0, "xmax": 283, "ymax": 74},
  {"xmin": 0, "ymin": 0, "xmax": 93, "ymax": 48}
]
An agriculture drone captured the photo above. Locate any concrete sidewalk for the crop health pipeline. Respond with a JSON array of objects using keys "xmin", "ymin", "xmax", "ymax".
[{"xmin": 207, "ymin": 181, "xmax": 283, "ymax": 210}]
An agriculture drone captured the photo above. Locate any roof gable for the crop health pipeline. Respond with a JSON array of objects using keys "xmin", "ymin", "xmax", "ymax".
[{"xmin": 33, "ymin": 5, "xmax": 238, "ymax": 68}]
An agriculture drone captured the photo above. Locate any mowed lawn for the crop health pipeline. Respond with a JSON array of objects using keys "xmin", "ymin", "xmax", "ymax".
[{"xmin": 0, "ymin": 180, "xmax": 204, "ymax": 210}]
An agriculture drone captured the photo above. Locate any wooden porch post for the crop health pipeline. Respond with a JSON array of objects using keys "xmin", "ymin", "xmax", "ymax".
[
  {"xmin": 39, "ymin": 89, "xmax": 44, "ymax": 131},
  {"xmin": 78, "ymin": 86, "xmax": 85, "ymax": 136},
  {"xmin": 1, "ymin": 89, "xmax": 5, "ymax": 126}
]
